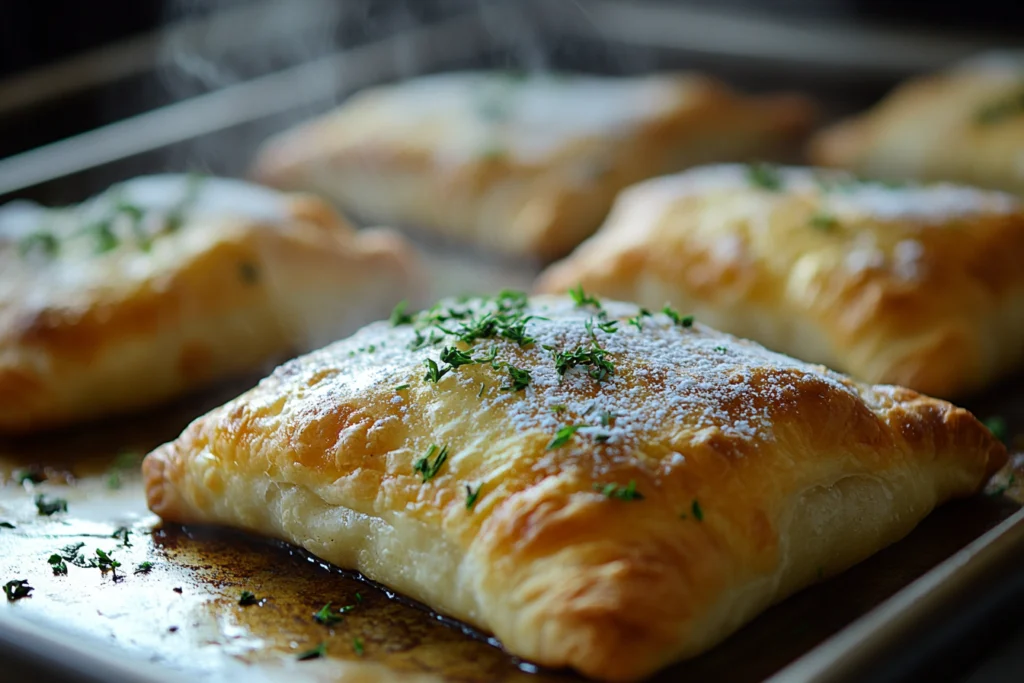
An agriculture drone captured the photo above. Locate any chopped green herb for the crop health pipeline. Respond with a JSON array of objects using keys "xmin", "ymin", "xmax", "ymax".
[
  {"xmin": 713, "ymin": 345, "xmax": 728, "ymax": 353},
  {"xmin": 111, "ymin": 526, "xmax": 132, "ymax": 547},
  {"xmin": 594, "ymin": 480, "xmax": 643, "ymax": 501},
  {"xmin": 297, "ymin": 642, "xmax": 327, "ymax": 661},
  {"xmin": 554, "ymin": 343, "xmax": 615, "ymax": 382},
  {"xmin": 18, "ymin": 231, "xmax": 60, "ymax": 258},
  {"xmin": 809, "ymin": 212, "xmax": 839, "ymax": 231},
  {"xmin": 691, "ymin": 500, "xmax": 704, "ymax": 521},
  {"xmin": 465, "ymin": 484, "xmax": 482, "ymax": 509},
  {"xmin": 34, "ymin": 494, "xmax": 67, "ymax": 516},
  {"xmin": 353, "ymin": 637, "xmax": 365, "ymax": 656},
  {"xmin": 394, "ymin": 384, "xmax": 410, "ymax": 392},
  {"xmin": 60, "ymin": 543, "xmax": 86, "ymax": 564},
  {"xmin": 477, "ymin": 382, "xmax": 487, "ymax": 398},
  {"xmin": 662, "ymin": 305, "xmax": 694, "ymax": 328},
  {"xmin": 594, "ymin": 433, "xmax": 611, "ymax": 443},
  {"xmin": 746, "ymin": 162, "xmax": 783, "ymax": 191},
  {"xmin": 239, "ymin": 590, "xmax": 259, "ymax": 606},
  {"xmin": 3, "ymin": 580, "xmax": 33, "ymax": 601},
  {"xmin": 568, "ymin": 284, "xmax": 602, "ymax": 309},
  {"xmin": 423, "ymin": 358, "xmax": 450, "ymax": 383},
  {"xmin": 503, "ymin": 365, "xmax": 532, "ymax": 392},
  {"xmin": 313, "ymin": 602, "xmax": 346, "ymax": 626},
  {"xmin": 47, "ymin": 554, "xmax": 68, "ymax": 576},
  {"xmin": 550, "ymin": 404, "xmax": 567, "ymax": 414},
  {"xmin": 90, "ymin": 221, "xmax": 119, "ymax": 254},
  {"xmin": 390, "ymin": 300, "xmax": 413, "ymax": 326},
  {"xmin": 95, "ymin": 548, "xmax": 121, "ymax": 574},
  {"xmin": 597, "ymin": 320, "xmax": 618, "ymax": 334},
  {"xmin": 0, "ymin": 522, "xmax": 14, "ymax": 529},
  {"xmin": 547, "ymin": 425, "xmax": 582, "ymax": 450},
  {"xmin": 627, "ymin": 308, "xmax": 652, "ymax": 331},
  {"xmin": 599, "ymin": 411, "xmax": 618, "ymax": 427},
  {"xmin": 134, "ymin": 561, "xmax": 154, "ymax": 574},
  {"xmin": 985, "ymin": 416, "xmax": 1009, "ymax": 443},
  {"xmin": 413, "ymin": 444, "xmax": 450, "ymax": 482},
  {"xmin": 440, "ymin": 345, "xmax": 476, "ymax": 369},
  {"xmin": 355, "ymin": 592, "xmax": 363, "ymax": 604}
]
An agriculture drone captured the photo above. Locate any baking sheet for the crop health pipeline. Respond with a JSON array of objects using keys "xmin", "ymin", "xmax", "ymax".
[{"xmin": 3, "ymin": 3, "xmax": 1024, "ymax": 681}]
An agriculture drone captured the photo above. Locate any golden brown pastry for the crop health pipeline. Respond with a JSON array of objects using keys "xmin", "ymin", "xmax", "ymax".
[
  {"xmin": 809, "ymin": 54, "xmax": 1024, "ymax": 193},
  {"xmin": 252, "ymin": 71, "xmax": 815, "ymax": 259},
  {"xmin": 0, "ymin": 174, "xmax": 421, "ymax": 433},
  {"xmin": 537, "ymin": 164, "xmax": 1024, "ymax": 398},
  {"xmin": 144, "ymin": 292, "xmax": 1004, "ymax": 682}
]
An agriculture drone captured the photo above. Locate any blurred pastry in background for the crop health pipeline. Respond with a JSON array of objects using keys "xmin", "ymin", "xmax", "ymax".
[
  {"xmin": 809, "ymin": 53, "xmax": 1024, "ymax": 193},
  {"xmin": 252, "ymin": 71, "xmax": 815, "ymax": 260},
  {"xmin": 536, "ymin": 164, "xmax": 1024, "ymax": 398},
  {"xmin": 0, "ymin": 175, "xmax": 420, "ymax": 433}
]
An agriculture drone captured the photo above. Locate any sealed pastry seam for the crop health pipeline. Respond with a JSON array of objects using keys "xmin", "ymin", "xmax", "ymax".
[{"xmin": 144, "ymin": 294, "xmax": 1004, "ymax": 681}]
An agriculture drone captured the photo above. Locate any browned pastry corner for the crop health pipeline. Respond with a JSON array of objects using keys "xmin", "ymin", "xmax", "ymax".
[
  {"xmin": 809, "ymin": 53, "xmax": 1024, "ymax": 193},
  {"xmin": 144, "ymin": 293, "xmax": 1004, "ymax": 682},
  {"xmin": 0, "ymin": 175, "xmax": 422, "ymax": 433},
  {"xmin": 252, "ymin": 70, "xmax": 815, "ymax": 260},
  {"xmin": 536, "ymin": 164, "xmax": 1024, "ymax": 398}
]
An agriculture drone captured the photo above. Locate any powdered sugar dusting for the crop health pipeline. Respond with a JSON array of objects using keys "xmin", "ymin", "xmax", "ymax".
[{"xmin": 271, "ymin": 294, "xmax": 860, "ymax": 477}]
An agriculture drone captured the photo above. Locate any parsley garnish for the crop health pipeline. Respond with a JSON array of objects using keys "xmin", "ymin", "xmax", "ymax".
[
  {"xmin": 550, "ymin": 404, "xmax": 567, "ymax": 414},
  {"xmin": 390, "ymin": 300, "xmax": 414, "ymax": 326},
  {"xmin": 413, "ymin": 444, "xmax": 450, "ymax": 482},
  {"xmin": 15, "ymin": 468, "xmax": 45, "ymax": 485},
  {"xmin": 503, "ymin": 365, "xmax": 532, "ymax": 392},
  {"xmin": 746, "ymin": 162, "xmax": 783, "ymax": 191},
  {"xmin": 95, "ymin": 548, "xmax": 122, "ymax": 575},
  {"xmin": 440, "ymin": 345, "xmax": 476, "ymax": 369},
  {"xmin": 313, "ymin": 602, "xmax": 353, "ymax": 626},
  {"xmin": 0, "ymin": 522, "xmax": 14, "ymax": 529},
  {"xmin": 112, "ymin": 526, "xmax": 132, "ymax": 547},
  {"xmin": 985, "ymin": 416, "xmax": 1009, "ymax": 443},
  {"xmin": 134, "ymin": 561, "xmax": 154, "ymax": 574},
  {"xmin": 34, "ymin": 494, "xmax": 67, "ymax": 516},
  {"xmin": 594, "ymin": 480, "xmax": 643, "ymax": 501},
  {"xmin": 423, "ymin": 358, "xmax": 450, "ymax": 383},
  {"xmin": 547, "ymin": 425, "xmax": 582, "ymax": 450},
  {"xmin": 713, "ymin": 345, "xmax": 728, "ymax": 353},
  {"xmin": 477, "ymin": 382, "xmax": 487, "ymax": 398},
  {"xmin": 691, "ymin": 500, "xmax": 704, "ymax": 521},
  {"xmin": 465, "ymin": 484, "xmax": 482, "ymax": 509},
  {"xmin": 4, "ymin": 580, "xmax": 33, "ymax": 601},
  {"xmin": 297, "ymin": 642, "xmax": 327, "ymax": 661},
  {"xmin": 239, "ymin": 590, "xmax": 259, "ymax": 606},
  {"xmin": 627, "ymin": 308, "xmax": 652, "ymax": 331},
  {"xmin": 353, "ymin": 637, "xmax": 365, "ymax": 656},
  {"xmin": 90, "ymin": 221, "xmax": 119, "ymax": 253},
  {"xmin": 663, "ymin": 305, "xmax": 693, "ymax": 327},
  {"xmin": 394, "ymin": 384, "xmax": 410, "ymax": 392},
  {"xmin": 355, "ymin": 593, "xmax": 363, "ymax": 603},
  {"xmin": 809, "ymin": 212, "xmax": 839, "ymax": 231},
  {"xmin": 599, "ymin": 411, "xmax": 618, "ymax": 427},
  {"xmin": 48, "ymin": 554, "xmax": 68, "ymax": 575},
  {"xmin": 569, "ymin": 284, "xmax": 602, "ymax": 309},
  {"xmin": 554, "ymin": 343, "xmax": 615, "ymax": 381}
]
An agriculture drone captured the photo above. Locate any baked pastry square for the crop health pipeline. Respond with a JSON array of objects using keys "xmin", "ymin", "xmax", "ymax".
[
  {"xmin": 809, "ymin": 53, "xmax": 1024, "ymax": 193},
  {"xmin": 537, "ymin": 164, "xmax": 1024, "ymax": 398},
  {"xmin": 144, "ymin": 292, "xmax": 1004, "ymax": 681},
  {"xmin": 252, "ymin": 70, "xmax": 814, "ymax": 259},
  {"xmin": 0, "ymin": 174, "xmax": 421, "ymax": 433}
]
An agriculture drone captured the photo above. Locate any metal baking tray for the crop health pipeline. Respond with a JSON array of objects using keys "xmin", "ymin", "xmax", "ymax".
[{"xmin": 2, "ymin": 2, "xmax": 1024, "ymax": 682}]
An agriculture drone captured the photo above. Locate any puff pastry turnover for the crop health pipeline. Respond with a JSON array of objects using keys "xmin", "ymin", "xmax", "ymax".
[
  {"xmin": 143, "ymin": 293, "xmax": 1004, "ymax": 681},
  {"xmin": 537, "ymin": 164, "xmax": 1024, "ymax": 398},
  {"xmin": 0, "ymin": 175, "xmax": 421, "ymax": 433},
  {"xmin": 809, "ymin": 54, "xmax": 1024, "ymax": 193},
  {"xmin": 252, "ymin": 71, "xmax": 814, "ymax": 259}
]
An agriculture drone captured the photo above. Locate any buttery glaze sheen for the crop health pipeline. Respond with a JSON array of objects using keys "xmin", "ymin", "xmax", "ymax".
[
  {"xmin": 252, "ymin": 71, "xmax": 814, "ymax": 259},
  {"xmin": 144, "ymin": 294, "xmax": 1004, "ymax": 682},
  {"xmin": 537, "ymin": 165, "xmax": 1024, "ymax": 398},
  {"xmin": 0, "ymin": 175, "xmax": 421, "ymax": 433}
]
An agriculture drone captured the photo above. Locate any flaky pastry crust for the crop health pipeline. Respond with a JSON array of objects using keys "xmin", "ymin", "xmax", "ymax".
[
  {"xmin": 0, "ymin": 175, "xmax": 421, "ymax": 433},
  {"xmin": 144, "ymin": 294, "xmax": 1004, "ymax": 681},
  {"xmin": 537, "ymin": 164, "xmax": 1024, "ymax": 398},
  {"xmin": 809, "ymin": 54, "xmax": 1024, "ymax": 193},
  {"xmin": 252, "ymin": 71, "xmax": 814, "ymax": 259}
]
